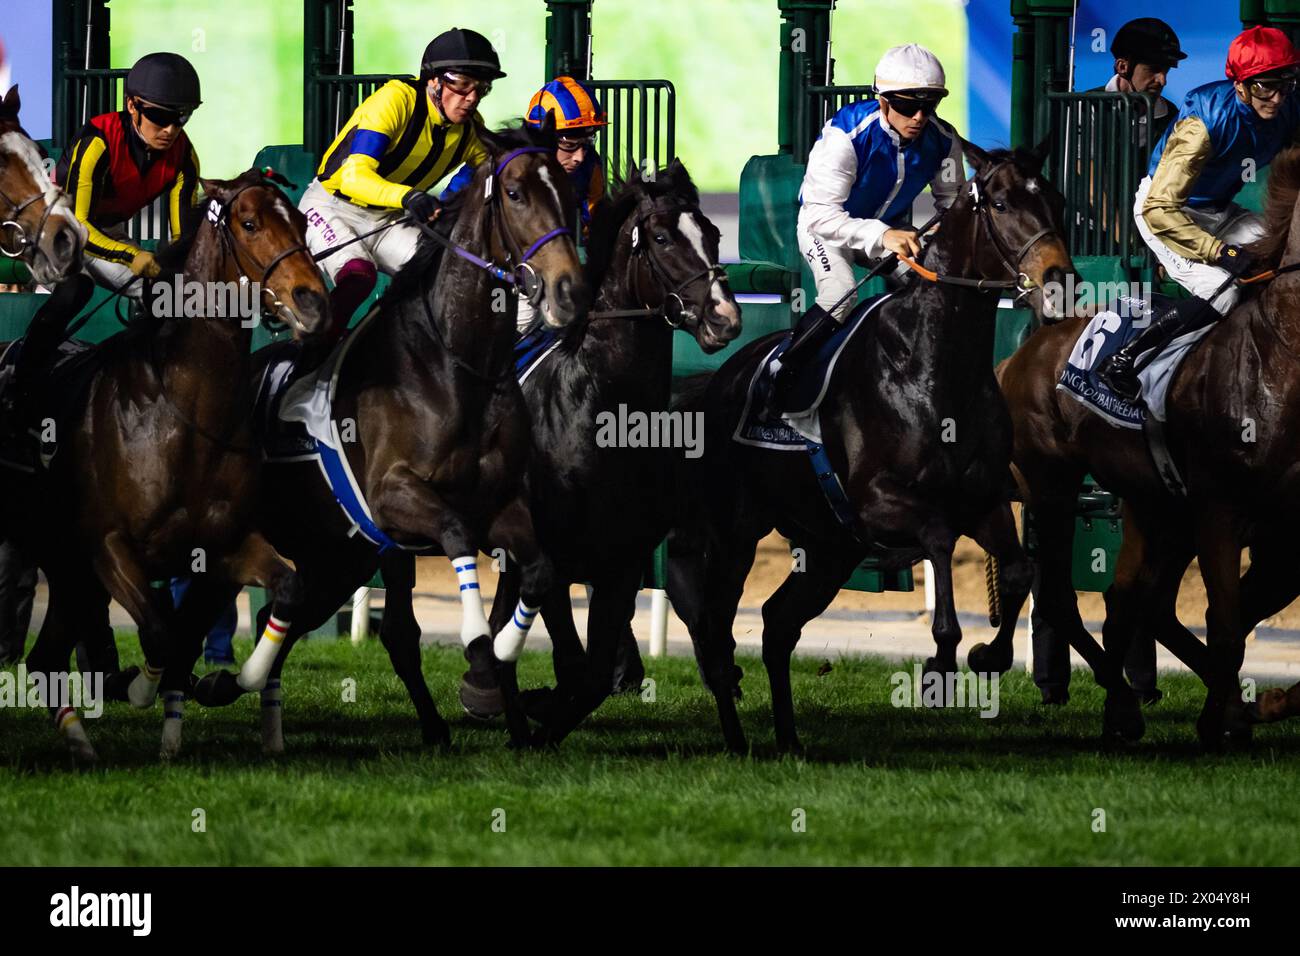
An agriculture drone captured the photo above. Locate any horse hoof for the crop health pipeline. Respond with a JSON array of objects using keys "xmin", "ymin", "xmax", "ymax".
[
  {"xmin": 775, "ymin": 736, "xmax": 805, "ymax": 757},
  {"xmin": 610, "ymin": 663, "xmax": 646, "ymax": 696},
  {"xmin": 102, "ymin": 667, "xmax": 139, "ymax": 703},
  {"xmin": 967, "ymin": 642, "xmax": 1011, "ymax": 675},
  {"xmin": 520, "ymin": 686, "xmax": 556, "ymax": 724},
  {"xmin": 423, "ymin": 725, "xmax": 453, "ymax": 750},
  {"xmin": 1139, "ymin": 687, "xmax": 1164, "ymax": 706},
  {"xmin": 1102, "ymin": 694, "xmax": 1144, "ymax": 742},
  {"xmin": 1040, "ymin": 687, "xmax": 1070, "ymax": 706},
  {"xmin": 192, "ymin": 670, "xmax": 246, "ymax": 707},
  {"xmin": 459, "ymin": 675, "xmax": 504, "ymax": 721},
  {"xmin": 69, "ymin": 740, "xmax": 98, "ymax": 765},
  {"xmin": 1249, "ymin": 688, "xmax": 1287, "ymax": 723}
]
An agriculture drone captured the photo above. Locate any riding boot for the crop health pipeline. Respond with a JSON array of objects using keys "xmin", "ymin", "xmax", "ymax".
[
  {"xmin": 288, "ymin": 260, "xmax": 377, "ymax": 384},
  {"xmin": 1095, "ymin": 297, "xmax": 1218, "ymax": 402},
  {"xmin": 765, "ymin": 304, "xmax": 840, "ymax": 417}
]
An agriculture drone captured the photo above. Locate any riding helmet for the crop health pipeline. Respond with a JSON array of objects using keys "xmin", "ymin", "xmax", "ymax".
[
  {"xmin": 526, "ymin": 77, "xmax": 607, "ymax": 132},
  {"xmin": 1226, "ymin": 25, "xmax": 1300, "ymax": 83},
  {"xmin": 125, "ymin": 52, "xmax": 202, "ymax": 110},
  {"xmin": 1110, "ymin": 18, "xmax": 1187, "ymax": 68},
  {"xmin": 420, "ymin": 28, "xmax": 507, "ymax": 81}
]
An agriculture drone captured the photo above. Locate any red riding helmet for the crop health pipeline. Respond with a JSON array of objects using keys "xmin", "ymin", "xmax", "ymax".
[{"xmin": 1226, "ymin": 26, "xmax": 1300, "ymax": 82}]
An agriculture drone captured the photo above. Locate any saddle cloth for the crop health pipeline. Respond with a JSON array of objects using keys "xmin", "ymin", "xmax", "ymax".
[
  {"xmin": 733, "ymin": 292, "xmax": 891, "ymax": 449},
  {"xmin": 514, "ymin": 326, "xmax": 563, "ymax": 384},
  {"xmin": 1057, "ymin": 292, "xmax": 1208, "ymax": 427}
]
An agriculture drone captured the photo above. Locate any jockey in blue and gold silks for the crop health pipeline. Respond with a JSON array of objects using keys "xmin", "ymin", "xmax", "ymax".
[{"xmin": 444, "ymin": 76, "xmax": 607, "ymax": 332}]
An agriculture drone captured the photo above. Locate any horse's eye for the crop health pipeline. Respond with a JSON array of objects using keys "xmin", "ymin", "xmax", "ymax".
[
  {"xmin": 241, "ymin": 219, "xmax": 256, "ymax": 231},
  {"xmin": 654, "ymin": 233, "xmax": 669, "ymax": 245},
  {"xmin": 992, "ymin": 201, "xmax": 1007, "ymax": 212},
  {"xmin": 507, "ymin": 189, "xmax": 521, "ymax": 202}
]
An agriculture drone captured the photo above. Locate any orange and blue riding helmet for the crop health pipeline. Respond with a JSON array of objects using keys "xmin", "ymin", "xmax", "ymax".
[{"xmin": 526, "ymin": 76, "xmax": 607, "ymax": 133}]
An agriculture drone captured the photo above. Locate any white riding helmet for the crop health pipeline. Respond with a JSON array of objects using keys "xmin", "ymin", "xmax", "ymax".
[{"xmin": 874, "ymin": 44, "xmax": 949, "ymax": 97}]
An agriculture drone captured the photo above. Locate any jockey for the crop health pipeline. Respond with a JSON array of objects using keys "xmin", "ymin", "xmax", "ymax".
[
  {"xmin": 770, "ymin": 44, "xmax": 966, "ymax": 413},
  {"xmin": 1096, "ymin": 18, "xmax": 1186, "ymax": 148},
  {"xmin": 444, "ymin": 74, "xmax": 607, "ymax": 332},
  {"xmin": 56, "ymin": 51, "xmax": 202, "ymax": 300},
  {"xmin": 1098, "ymin": 26, "xmax": 1300, "ymax": 401},
  {"xmin": 1, "ymin": 52, "xmax": 200, "ymax": 442},
  {"xmin": 299, "ymin": 27, "xmax": 504, "ymax": 344}
]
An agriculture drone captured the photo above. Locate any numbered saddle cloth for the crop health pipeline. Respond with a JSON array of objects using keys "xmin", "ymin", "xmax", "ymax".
[{"xmin": 1057, "ymin": 292, "xmax": 1209, "ymax": 426}]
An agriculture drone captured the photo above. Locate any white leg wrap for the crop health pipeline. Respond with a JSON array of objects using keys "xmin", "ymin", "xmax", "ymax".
[
  {"xmin": 55, "ymin": 706, "xmax": 95, "ymax": 762},
  {"xmin": 238, "ymin": 615, "xmax": 288, "ymax": 692},
  {"xmin": 160, "ymin": 691, "xmax": 185, "ymax": 758},
  {"xmin": 493, "ymin": 600, "xmax": 540, "ymax": 663},
  {"xmin": 453, "ymin": 556, "xmax": 490, "ymax": 647},
  {"xmin": 128, "ymin": 662, "xmax": 163, "ymax": 708},
  {"xmin": 261, "ymin": 679, "xmax": 284, "ymax": 754}
]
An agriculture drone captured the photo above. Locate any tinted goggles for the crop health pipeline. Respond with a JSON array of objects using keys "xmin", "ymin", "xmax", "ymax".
[
  {"xmin": 133, "ymin": 98, "xmax": 192, "ymax": 128},
  {"xmin": 883, "ymin": 94, "xmax": 941, "ymax": 118},
  {"xmin": 441, "ymin": 72, "xmax": 493, "ymax": 97}
]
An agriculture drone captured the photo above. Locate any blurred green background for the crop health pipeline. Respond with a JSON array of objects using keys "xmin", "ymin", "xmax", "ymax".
[{"xmin": 110, "ymin": 0, "xmax": 968, "ymax": 191}]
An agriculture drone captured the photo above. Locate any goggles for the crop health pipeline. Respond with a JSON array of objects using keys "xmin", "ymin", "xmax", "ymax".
[
  {"xmin": 133, "ymin": 97, "xmax": 193, "ymax": 128},
  {"xmin": 556, "ymin": 135, "xmax": 595, "ymax": 154},
  {"xmin": 1247, "ymin": 74, "xmax": 1298, "ymax": 100},
  {"xmin": 882, "ymin": 94, "xmax": 941, "ymax": 118},
  {"xmin": 440, "ymin": 72, "xmax": 493, "ymax": 98}
]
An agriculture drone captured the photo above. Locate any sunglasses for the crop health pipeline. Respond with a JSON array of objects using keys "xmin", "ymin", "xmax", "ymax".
[
  {"xmin": 441, "ymin": 73, "xmax": 492, "ymax": 98},
  {"xmin": 1248, "ymin": 76, "xmax": 1297, "ymax": 99},
  {"xmin": 883, "ymin": 95, "xmax": 940, "ymax": 118},
  {"xmin": 557, "ymin": 136, "xmax": 594, "ymax": 154},
  {"xmin": 133, "ymin": 98, "xmax": 192, "ymax": 128}
]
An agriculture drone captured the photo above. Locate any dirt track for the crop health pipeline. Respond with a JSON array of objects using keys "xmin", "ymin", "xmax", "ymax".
[{"xmin": 414, "ymin": 521, "xmax": 1300, "ymax": 632}]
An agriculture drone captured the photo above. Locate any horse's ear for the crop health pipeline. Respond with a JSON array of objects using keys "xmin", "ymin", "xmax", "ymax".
[
  {"xmin": 1030, "ymin": 134, "xmax": 1052, "ymax": 170},
  {"xmin": 962, "ymin": 138, "xmax": 993, "ymax": 174},
  {"xmin": 1, "ymin": 84, "xmax": 19, "ymax": 118},
  {"xmin": 538, "ymin": 109, "xmax": 558, "ymax": 143}
]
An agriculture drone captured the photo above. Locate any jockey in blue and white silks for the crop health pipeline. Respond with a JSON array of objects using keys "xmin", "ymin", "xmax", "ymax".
[{"xmin": 769, "ymin": 44, "xmax": 965, "ymax": 413}]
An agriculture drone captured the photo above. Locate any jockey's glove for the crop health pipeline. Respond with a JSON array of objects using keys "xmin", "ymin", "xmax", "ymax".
[
  {"xmin": 1216, "ymin": 243, "xmax": 1258, "ymax": 278},
  {"xmin": 402, "ymin": 188, "xmax": 441, "ymax": 224},
  {"xmin": 129, "ymin": 249, "xmax": 162, "ymax": 279}
]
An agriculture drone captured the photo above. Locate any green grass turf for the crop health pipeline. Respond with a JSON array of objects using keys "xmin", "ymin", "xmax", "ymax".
[{"xmin": 1, "ymin": 633, "xmax": 1298, "ymax": 866}]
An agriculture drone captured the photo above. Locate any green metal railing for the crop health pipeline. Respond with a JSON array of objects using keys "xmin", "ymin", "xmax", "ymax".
[
  {"xmin": 586, "ymin": 80, "xmax": 675, "ymax": 182},
  {"xmin": 795, "ymin": 84, "xmax": 875, "ymax": 164},
  {"xmin": 1044, "ymin": 91, "xmax": 1156, "ymax": 269},
  {"xmin": 54, "ymin": 67, "xmax": 128, "ymax": 151}
]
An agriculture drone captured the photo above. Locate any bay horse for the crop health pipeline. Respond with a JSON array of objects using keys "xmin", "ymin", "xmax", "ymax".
[
  {"xmin": 0, "ymin": 85, "xmax": 84, "ymax": 288},
  {"xmin": 183, "ymin": 122, "xmax": 588, "ymax": 753},
  {"xmin": 12, "ymin": 168, "xmax": 329, "ymax": 762},
  {"xmin": 460, "ymin": 159, "xmax": 741, "ymax": 746},
  {"xmin": 994, "ymin": 145, "xmax": 1300, "ymax": 749},
  {"xmin": 667, "ymin": 142, "xmax": 1074, "ymax": 753}
]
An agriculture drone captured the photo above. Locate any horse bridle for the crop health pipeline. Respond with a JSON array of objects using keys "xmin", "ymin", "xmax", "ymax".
[
  {"xmin": 481, "ymin": 146, "xmax": 573, "ymax": 306},
  {"xmin": 589, "ymin": 200, "xmax": 728, "ymax": 326},
  {"xmin": 205, "ymin": 178, "xmax": 315, "ymax": 329},
  {"xmin": 898, "ymin": 160, "xmax": 1058, "ymax": 302},
  {"xmin": 0, "ymin": 182, "xmax": 64, "ymax": 263}
]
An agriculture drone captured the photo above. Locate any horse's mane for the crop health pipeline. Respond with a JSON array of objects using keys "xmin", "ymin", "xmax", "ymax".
[
  {"xmin": 1248, "ymin": 145, "xmax": 1300, "ymax": 269},
  {"xmin": 381, "ymin": 120, "xmax": 553, "ymax": 306},
  {"xmin": 585, "ymin": 162, "xmax": 703, "ymax": 290}
]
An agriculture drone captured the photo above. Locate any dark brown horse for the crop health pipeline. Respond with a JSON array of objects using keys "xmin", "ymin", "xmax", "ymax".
[
  {"xmin": 184, "ymin": 123, "xmax": 588, "ymax": 753},
  {"xmin": 466, "ymin": 160, "xmax": 742, "ymax": 747},
  {"xmin": 0, "ymin": 85, "xmax": 84, "ymax": 287},
  {"xmin": 666, "ymin": 143, "xmax": 1074, "ymax": 753},
  {"xmin": 13, "ymin": 168, "xmax": 329, "ymax": 761},
  {"xmin": 994, "ymin": 146, "xmax": 1300, "ymax": 749}
]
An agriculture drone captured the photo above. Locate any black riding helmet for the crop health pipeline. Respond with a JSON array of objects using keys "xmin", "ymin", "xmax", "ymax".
[
  {"xmin": 125, "ymin": 52, "xmax": 202, "ymax": 110},
  {"xmin": 1111, "ymin": 18, "xmax": 1187, "ymax": 69},
  {"xmin": 420, "ymin": 28, "xmax": 507, "ymax": 81}
]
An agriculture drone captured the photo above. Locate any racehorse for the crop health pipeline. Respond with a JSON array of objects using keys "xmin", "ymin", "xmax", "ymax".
[
  {"xmin": 13, "ymin": 167, "xmax": 329, "ymax": 762},
  {"xmin": 994, "ymin": 145, "xmax": 1300, "ymax": 749},
  {"xmin": 460, "ymin": 159, "xmax": 741, "ymax": 746},
  {"xmin": 0, "ymin": 85, "xmax": 84, "ymax": 288},
  {"xmin": 184, "ymin": 122, "xmax": 589, "ymax": 753},
  {"xmin": 667, "ymin": 142, "xmax": 1074, "ymax": 753}
]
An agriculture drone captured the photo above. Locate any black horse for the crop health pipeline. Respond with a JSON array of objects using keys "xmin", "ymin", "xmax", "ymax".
[
  {"xmin": 667, "ymin": 143, "xmax": 1075, "ymax": 753},
  {"xmin": 178, "ymin": 123, "xmax": 588, "ymax": 754},
  {"xmin": 453, "ymin": 160, "xmax": 741, "ymax": 746}
]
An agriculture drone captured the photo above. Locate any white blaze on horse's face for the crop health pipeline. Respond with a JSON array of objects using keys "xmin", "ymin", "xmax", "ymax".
[
  {"xmin": 0, "ymin": 131, "xmax": 84, "ymax": 284},
  {"xmin": 676, "ymin": 211, "xmax": 739, "ymax": 322},
  {"xmin": 536, "ymin": 164, "xmax": 566, "ymax": 222}
]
